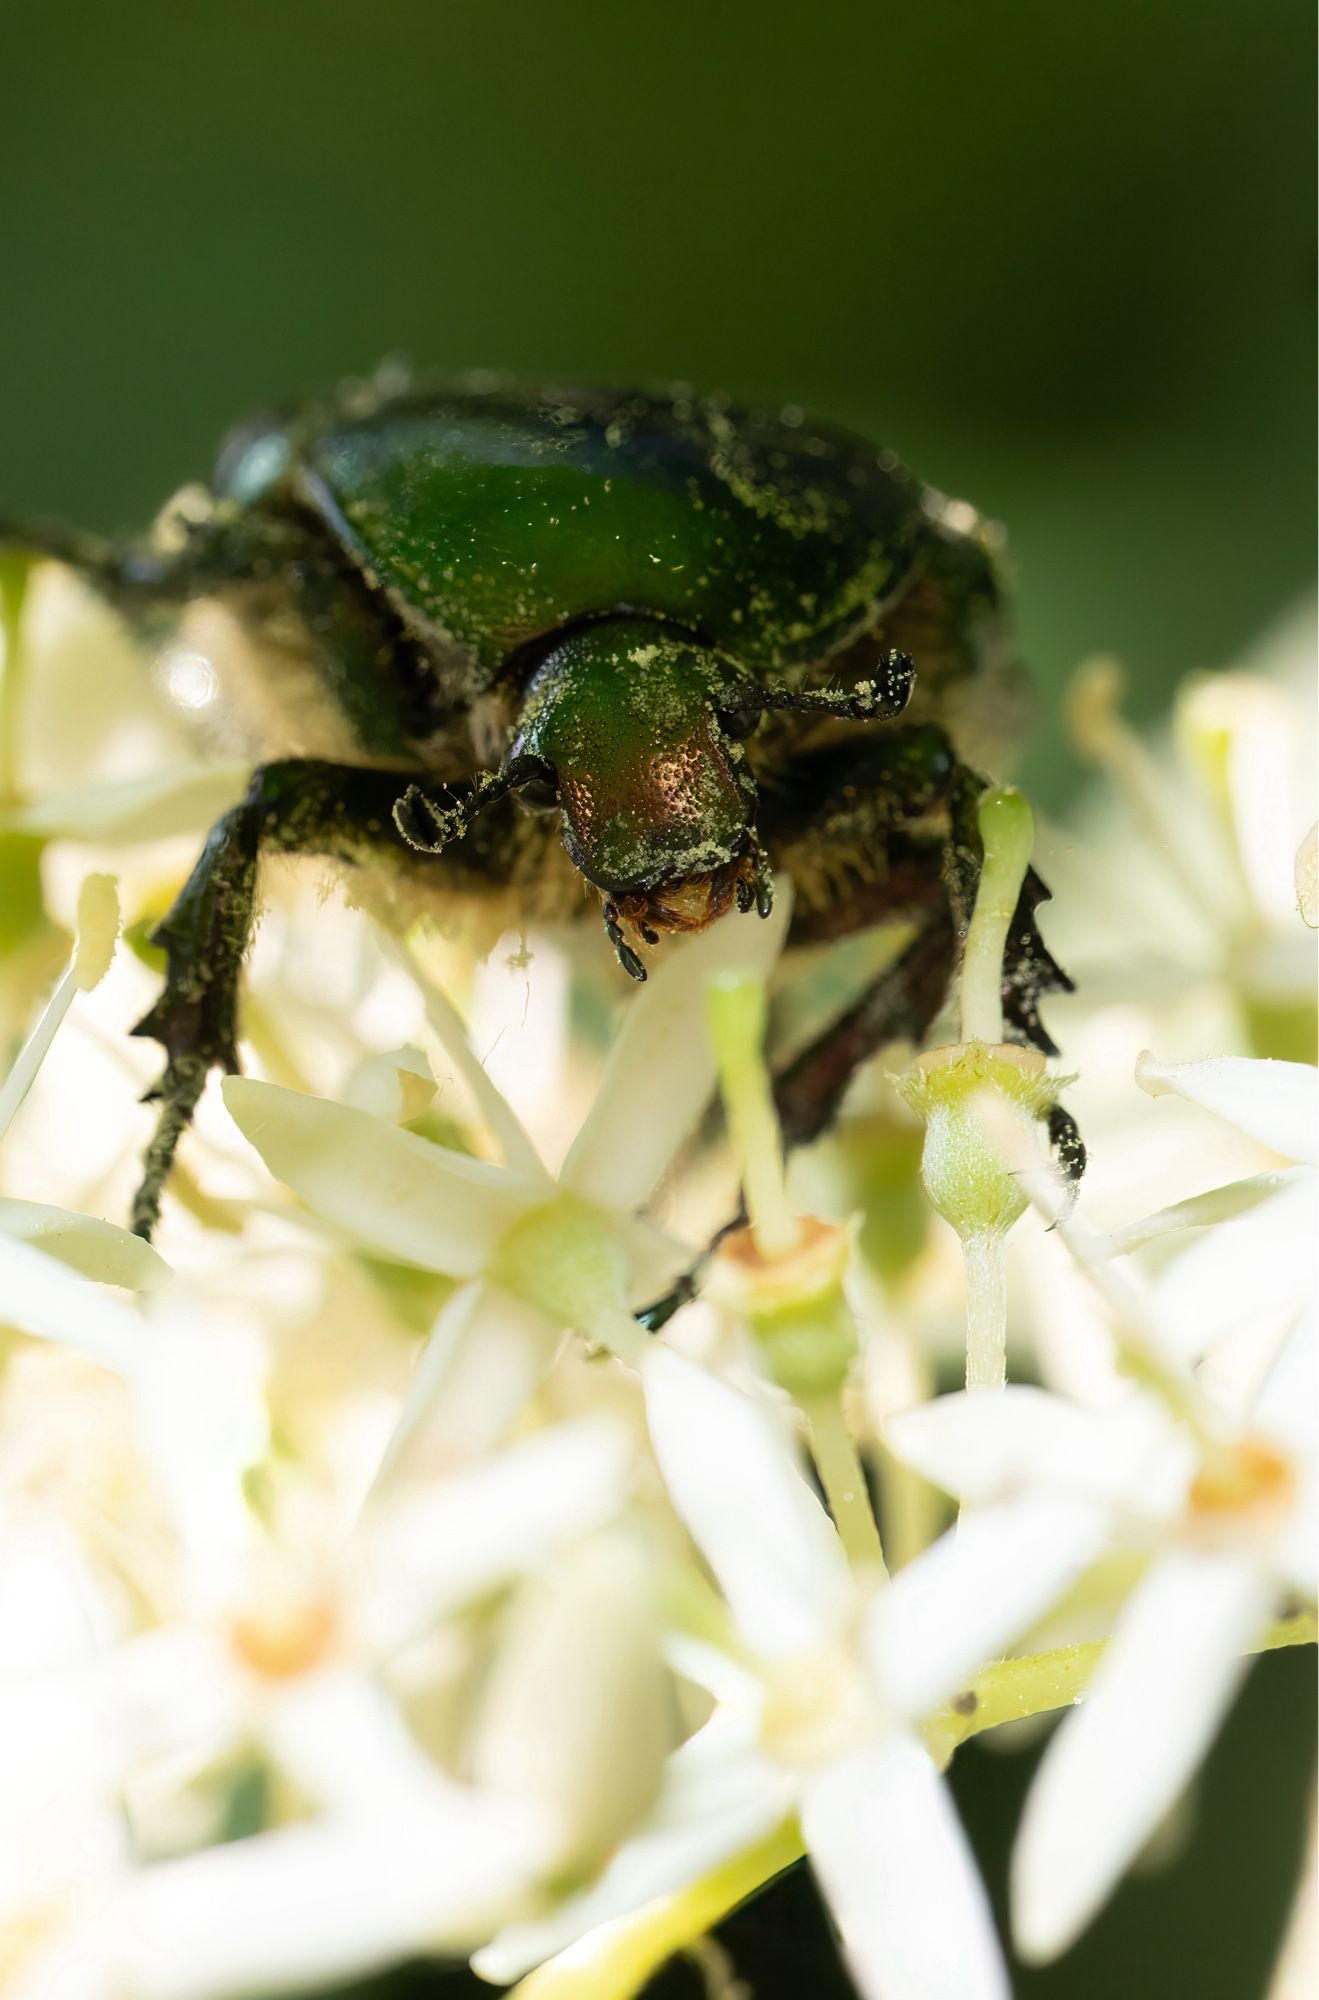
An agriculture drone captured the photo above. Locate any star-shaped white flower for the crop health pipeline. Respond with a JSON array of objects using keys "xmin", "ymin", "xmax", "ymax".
[
  {"xmin": 477, "ymin": 1345, "xmax": 1013, "ymax": 2000},
  {"xmin": 224, "ymin": 896, "xmax": 790, "ymax": 1485},
  {"xmin": 886, "ymin": 1306, "xmax": 1315, "ymax": 1962},
  {"xmin": 0, "ymin": 1230, "xmax": 659, "ymax": 1999},
  {"xmin": 1057, "ymin": 632, "xmax": 1317, "ymax": 1036},
  {"xmin": 1125, "ymin": 1051, "xmax": 1316, "ymax": 1362}
]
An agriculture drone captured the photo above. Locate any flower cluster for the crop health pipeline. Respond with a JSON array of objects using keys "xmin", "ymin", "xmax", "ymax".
[{"xmin": 0, "ymin": 567, "xmax": 1313, "ymax": 1999}]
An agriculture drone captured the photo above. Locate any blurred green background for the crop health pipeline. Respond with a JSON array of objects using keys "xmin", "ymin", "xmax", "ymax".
[
  {"xmin": 2, "ymin": 4, "xmax": 1313, "ymax": 1995},
  {"xmin": 2, "ymin": 0, "xmax": 1314, "ymax": 807}
]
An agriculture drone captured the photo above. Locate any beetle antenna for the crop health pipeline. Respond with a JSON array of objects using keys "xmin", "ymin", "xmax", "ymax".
[
  {"xmin": 602, "ymin": 899, "xmax": 647, "ymax": 982},
  {"xmin": 756, "ymin": 649, "xmax": 915, "ymax": 724},
  {"xmin": 392, "ymin": 771, "xmax": 512, "ymax": 855}
]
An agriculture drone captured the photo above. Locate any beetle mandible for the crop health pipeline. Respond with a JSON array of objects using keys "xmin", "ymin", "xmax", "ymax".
[{"xmin": 1, "ymin": 374, "xmax": 1075, "ymax": 1239}]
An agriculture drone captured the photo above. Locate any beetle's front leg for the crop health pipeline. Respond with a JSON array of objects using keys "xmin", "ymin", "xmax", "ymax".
[{"xmin": 130, "ymin": 759, "xmax": 430, "ymax": 1239}]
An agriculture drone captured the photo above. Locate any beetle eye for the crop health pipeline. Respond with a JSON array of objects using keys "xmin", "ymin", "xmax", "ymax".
[
  {"xmin": 721, "ymin": 706, "xmax": 762, "ymax": 741},
  {"xmin": 516, "ymin": 773, "xmax": 559, "ymax": 812}
]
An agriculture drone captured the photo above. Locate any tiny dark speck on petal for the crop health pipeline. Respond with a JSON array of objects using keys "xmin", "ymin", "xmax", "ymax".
[{"xmin": 951, "ymin": 1691, "xmax": 978, "ymax": 1716}]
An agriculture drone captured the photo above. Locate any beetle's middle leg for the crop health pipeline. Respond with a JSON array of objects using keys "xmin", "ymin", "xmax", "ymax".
[{"xmin": 130, "ymin": 758, "xmax": 434, "ymax": 1239}]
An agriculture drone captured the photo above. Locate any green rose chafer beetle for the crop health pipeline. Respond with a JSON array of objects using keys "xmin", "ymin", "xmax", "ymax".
[{"xmin": 1, "ymin": 374, "xmax": 1075, "ymax": 1239}]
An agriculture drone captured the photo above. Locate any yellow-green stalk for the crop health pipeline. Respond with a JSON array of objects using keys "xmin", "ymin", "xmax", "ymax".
[
  {"xmin": 895, "ymin": 788, "xmax": 1068, "ymax": 1391},
  {"xmin": 707, "ymin": 972, "xmax": 884, "ymax": 1576}
]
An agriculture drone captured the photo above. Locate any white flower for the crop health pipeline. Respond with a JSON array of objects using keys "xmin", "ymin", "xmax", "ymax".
[
  {"xmin": 224, "ymin": 895, "xmax": 790, "ymax": 1485},
  {"xmin": 0, "ymin": 1230, "xmax": 662, "ymax": 1998},
  {"xmin": 886, "ymin": 1312, "xmax": 1315, "ymax": 1962},
  {"xmin": 1056, "ymin": 617, "xmax": 1317, "ymax": 1048},
  {"xmin": 1126, "ymin": 1051, "xmax": 1316, "ymax": 1363},
  {"xmin": 17, "ymin": 1776, "xmax": 547, "ymax": 2000},
  {"xmin": 477, "ymin": 1346, "xmax": 1011, "ymax": 2000}
]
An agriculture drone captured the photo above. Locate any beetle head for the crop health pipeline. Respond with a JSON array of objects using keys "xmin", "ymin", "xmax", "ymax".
[{"xmin": 506, "ymin": 621, "xmax": 764, "ymax": 964}]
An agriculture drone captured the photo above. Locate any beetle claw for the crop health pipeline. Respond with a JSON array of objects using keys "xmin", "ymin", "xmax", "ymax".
[
  {"xmin": 602, "ymin": 898, "xmax": 649, "ymax": 982},
  {"xmin": 849, "ymin": 651, "xmax": 915, "ymax": 722},
  {"xmin": 393, "ymin": 783, "xmax": 460, "ymax": 854},
  {"xmin": 740, "ymin": 829, "xmax": 775, "ymax": 919}
]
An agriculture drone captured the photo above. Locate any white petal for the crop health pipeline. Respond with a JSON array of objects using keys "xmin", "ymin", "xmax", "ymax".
[
  {"xmin": 16, "ymin": 763, "xmax": 249, "ymax": 840},
  {"xmin": 0, "ymin": 1199, "xmax": 171, "ymax": 1290},
  {"xmin": 223, "ymin": 1076, "xmax": 546, "ymax": 1273},
  {"xmin": 474, "ymin": 1709, "xmax": 793, "ymax": 1984},
  {"xmin": 664, "ymin": 1632, "xmax": 766, "ymax": 1708},
  {"xmin": 1252, "ymin": 1311, "xmax": 1318, "ymax": 1461},
  {"xmin": 644, "ymin": 1344, "xmax": 850, "ymax": 1661},
  {"xmin": 128, "ymin": 1321, "xmax": 267, "ymax": 1596},
  {"xmin": 0, "ymin": 1522, "xmax": 113, "ymax": 1674},
  {"xmin": 108, "ymin": 1791, "xmax": 545, "ymax": 1999},
  {"xmin": 0, "ymin": 1669, "xmax": 128, "ymax": 1920},
  {"xmin": 801, "ymin": 1735, "xmax": 1008, "ymax": 2000},
  {"xmin": 470, "ymin": 1534, "xmax": 671, "ymax": 1875},
  {"xmin": 884, "ymin": 1386, "xmax": 1172, "ymax": 1511},
  {"xmin": 381, "ymin": 933, "xmax": 545, "ymax": 1176},
  {"xmin": 1150, "ymin": 1172, "xmax": 1315, "ymax": 1359},
  {"xmin": 1013, "ymin": 1549, "xmax": 1270, "ymax": 1961},
  {"xmin": 339, "ymin": 1044, "xmax": 437, "ymax": 1123},
  {"xmin": 369, "ymin": 1280, "xmax": 562, "ymax": 1492},
  {"xmin": 1107, "ymin": 1167, "xmax": 1305, "ymax": 1255},
  {"xmin": 1136, "ymin": 1052, "xmax": 1318, "ymax": 1165},
  {"xmin": 263, "ymin": 1667, "xmax": 443, "ymax": 1812},
  {"xmin": 611, "ymin": 1212, "xmax": 702, "ymax": 1310},
  {"xmin": 0, "ymin": 1230, "xmax": 141, "ymax": 1374},
  {"xmin": 106, "ymin": 1626, "xmax": 246, "ymax": 1772},
  {"xmin": 866, "ymin": 1494, "xmax": 1112, "ymax": 1718},
  {"xmin": 562, "ymin": 885, "xmax": 791, "ymax": 1211},
  {"xmin": 1298, "ymin": 820, "xmax": 1318, "ymax": 927},
  {"xmin": 359, "ymin": 1411, "xmax": 636, "ymax": 1648}
]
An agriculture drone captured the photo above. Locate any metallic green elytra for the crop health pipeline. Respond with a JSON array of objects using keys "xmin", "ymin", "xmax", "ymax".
[{"xmin": 0, "ymin": 372, "xmax": 1073, "ymax": 1239}]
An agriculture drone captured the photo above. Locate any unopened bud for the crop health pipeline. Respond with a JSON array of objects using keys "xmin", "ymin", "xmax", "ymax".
[{"xmin": 896, "ymin": 1042, "xmax": 1062, "ymax": 1243}]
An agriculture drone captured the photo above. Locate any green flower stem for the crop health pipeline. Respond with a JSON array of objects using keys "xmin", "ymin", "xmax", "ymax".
[
  {"xmin": 803, "ymin": 1390, "xmax": 887, "ymax": 1579},
  {"xmin": 876, "ymin": 1435, "xmax": 942, "ymax": 1573},
  {"xmin": 708, "ymin": 972, "xmax": 799, "ymax": 1258},
  {"xmin": 960, "ymin": 788, "xmax": 1035, "ymax": 1044},
  {"xmin": 922, "ymin": 1608, "xmax": 1318, "ymax": 1770},
  {"xmin": 509, "ymin": 1819, "xmax": 805, "ymax": 2000},
  {"xmin": 963, "ymin": 1229, "xmax": 1008, "ymax": 1391}
]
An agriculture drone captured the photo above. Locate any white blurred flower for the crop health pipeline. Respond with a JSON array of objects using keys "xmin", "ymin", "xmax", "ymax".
[
  {"xmin": 1057, "ymin": 612, "xmax": 1317, "ymax": 1053},
  {"xmin": 224, "ymin": 896, "xmax": 790, "ymax": 1486},
  {"xmin": 887, "ymin": 1305, "xmax": 1315, "ymax": 1961},
  {"xmin": 478, "ymin": 1346, "xmax": 1011, "ymax": 2000},
  {"xmin": 1126, "ymin": 1051, "xmax": 1316, "ymax": 1363},
  {"xmin": 0, "ymin": 1227, "xmax": 660, "ymax": 1998}
]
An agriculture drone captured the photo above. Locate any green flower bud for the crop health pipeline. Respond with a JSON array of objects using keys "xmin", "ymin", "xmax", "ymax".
[{"xmin": 895, "ymin": 1041, "xmax": 1064, "ymax": 1243}]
